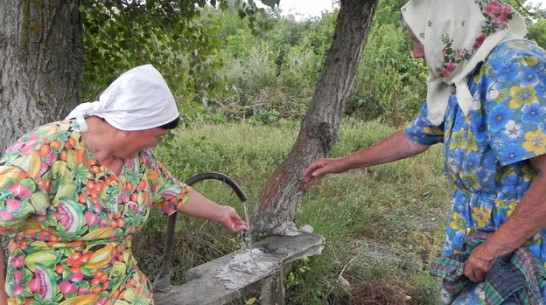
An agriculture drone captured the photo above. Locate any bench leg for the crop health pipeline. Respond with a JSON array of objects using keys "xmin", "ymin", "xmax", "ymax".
[{"xmin": 260, "ymin": 270, "xmax": 285, "ymax": 305}]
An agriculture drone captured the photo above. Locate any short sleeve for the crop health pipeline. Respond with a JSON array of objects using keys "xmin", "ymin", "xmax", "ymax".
[
  {"xmin": 404, "ymin": 102, "xmax": 445, "ymax": 146},
  {"xmin": 0, "ymin": 136, "xmax": 51, "ymax": 236},
  {"xmin": 143, "ymin": 153, "xmax": 192, "ymax": 215},
  {"xmin": 484, "ymin": 40, "xmax": 546, "ymax": 166}
]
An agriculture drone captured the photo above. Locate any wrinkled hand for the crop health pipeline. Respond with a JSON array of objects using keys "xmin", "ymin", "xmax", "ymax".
[
  {"xmin": 303, "ymin": 158, "xmax": 342, "ymax": 185},
  {"xmin": 463, "ymin": 243, "xmax": 496, "ymax": 282},
  {"xmin": 217, "ymin": 205, "xmax": 247, "ymax": 232}
]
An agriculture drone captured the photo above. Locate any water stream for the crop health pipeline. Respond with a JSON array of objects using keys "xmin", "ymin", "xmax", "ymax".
[
  {"xmin": 242, "ymin": 201, "xmax": 253, "ymax": 264},
  {"xmin": 213, "ymin": 201, "xmax": 278, "ymax": 289}
]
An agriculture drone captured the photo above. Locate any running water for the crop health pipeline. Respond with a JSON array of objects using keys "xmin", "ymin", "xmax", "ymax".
[
  {"xmin": 242, "ymin": 201, "xmax": 253, "ymax": 264},
  {"xmin": 214, "ymin": 201, "xmax": 278, "ymax": 289}
]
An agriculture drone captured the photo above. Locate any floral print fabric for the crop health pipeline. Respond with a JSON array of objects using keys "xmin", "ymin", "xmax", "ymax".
[
  {"xmin": 0, "ymin": 120, "xmax": 191, "ymax": 304},
  {"xmin": 401, "ymin": 0, "xmax": 527, "ymax": 125},
  {"xmin": 438, "ymin": 0, "xmax": 516, "ymax": 79},
  {"xmin": 405, "ymin": 40, "xmax": 546, "ymax": 304}
]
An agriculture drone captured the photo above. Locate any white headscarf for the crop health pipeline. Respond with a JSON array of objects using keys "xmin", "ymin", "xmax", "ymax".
[
  {"xmin": 66, "ymin": 64, "xmax": 179, "ymax": 132},
  {"xmin": 401, "ymin": 0, "xmax": 527, "ymax": 125}
]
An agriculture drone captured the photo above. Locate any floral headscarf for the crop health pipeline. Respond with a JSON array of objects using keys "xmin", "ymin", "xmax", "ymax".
[
  {"xmin": 66, "ymin": 64, "xmax": 179, "ymax": 132},
  {"xmin": 401, "ymin": 0, "xmax": 527, "ymax": 125}
]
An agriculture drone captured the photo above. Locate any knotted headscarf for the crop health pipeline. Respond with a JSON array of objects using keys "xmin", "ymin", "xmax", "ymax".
[
  {"xmin": 401, "ymin": 0, "xmax": 527, "ymax": 125},
  {"xmin": 66, "ymin": 64, "xmax": 179, "ymax": 132}
]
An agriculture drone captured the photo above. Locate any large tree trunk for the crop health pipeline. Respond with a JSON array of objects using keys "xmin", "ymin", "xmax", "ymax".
[
  {"xmin": 0, "ymin": 0, "xmax": 84, "ymax": 153},
  {"xmin": 0, "ymin": 0, "xmax": 84, "ymax": 266},
  {"xmin": 251, "ymin": 0, "xmax": 379, "ymax": 236}
]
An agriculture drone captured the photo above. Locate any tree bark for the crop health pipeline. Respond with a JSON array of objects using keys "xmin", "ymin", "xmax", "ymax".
[
  {"xmin": 251, "ymin": 0, "xmax": 379, "ymax": 236},
  {"xmin": 0, "ymin": 0, "xmax": 84, "ymax": 267},
  {"xmin": 0, "ymin": 0, "xmax": 84, "ymax": 153}
]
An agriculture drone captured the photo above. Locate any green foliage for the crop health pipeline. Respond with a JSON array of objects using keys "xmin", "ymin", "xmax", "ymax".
[
  {"xmin": 347, "ymin": 0, "xmax": 427, "ymax": 126},
  {"xmin": 79, "ymin": 0, "xmax": 277, "ymax": 128},
  {"xmin": 79, "ymin": 0, "xmax": 545, "ymax": 128},
  {"xmin": 507, "ymin": 0, "xmax": 546, "ymax": 49},
  {"xmin": 247, "ymin": 109, "xmax": 280, "ymax": 125},
  {"xmin": 80, "ymin": 1, "xmax": 217, "ymax": 124},
  {"xmin": 133, "ymin": 119, "xmax": 452, "ymax": 304},
  {"xmin": 527, "ymin": 19, "xmax": 546, "ymax": 49},
  {"xmin": 193, "ymin": 6, "xmax": 338, "ymax": 123}
]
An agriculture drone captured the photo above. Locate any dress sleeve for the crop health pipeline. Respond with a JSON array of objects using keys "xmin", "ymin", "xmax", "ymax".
[
  {"xmin": 143, "ymin": 151, "xmax": 192, "ymax": 215},
  {"xmin": 0, "ymin": 134, "xmax": 51, "ymax": 236},
  {"xmin": 404, "ymin": 102, "xmax": 445, "ymax": 146},
  {"xmin": 484, "ymin": 40, "xmax": 546, "ymax": 166}
]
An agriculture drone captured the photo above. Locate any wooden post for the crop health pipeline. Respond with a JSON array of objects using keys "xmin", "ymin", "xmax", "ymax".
[{"xmin": 260, "ymin": 266, "xmax": 287, "ymax": 305}]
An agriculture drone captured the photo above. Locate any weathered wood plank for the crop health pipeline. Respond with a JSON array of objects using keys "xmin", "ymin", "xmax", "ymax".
[
  {"xmin": 152, "ymin": 277, "xmax": 260, "ymax": 305},
  {"xmin": 153, "ymin": 232, "xmax": 324, "ymax": 305}
]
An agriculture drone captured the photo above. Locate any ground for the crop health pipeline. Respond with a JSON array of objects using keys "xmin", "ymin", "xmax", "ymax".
[{"xmin": 350, "ymin": 279, "xmax": 419, "ymax": 305}]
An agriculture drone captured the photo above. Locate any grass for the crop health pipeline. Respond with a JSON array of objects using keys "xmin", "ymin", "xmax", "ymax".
[{"xmin": 133, "ymin": 118, "xmax": 454, "ymax": 304}]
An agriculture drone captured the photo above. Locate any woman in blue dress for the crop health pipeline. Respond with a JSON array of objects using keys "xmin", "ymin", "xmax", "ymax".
[{"xmin": 304, "ymin": 0, "xmax": 546, "ymax": 303}]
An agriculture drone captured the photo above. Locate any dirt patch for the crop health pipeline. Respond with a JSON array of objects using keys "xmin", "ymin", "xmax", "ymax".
[{"xmin": 350, "ymin": 279, "xmax": 419, "ymax": 305}]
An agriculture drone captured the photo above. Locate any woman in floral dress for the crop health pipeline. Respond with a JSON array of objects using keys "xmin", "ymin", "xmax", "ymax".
[
  {"xmin": 0, "ymin": 64, "xmax": 246, "ymax": 304},
  {"xmin": 304, "ymin": 0, "xmax": 546, "ymax": 303}
]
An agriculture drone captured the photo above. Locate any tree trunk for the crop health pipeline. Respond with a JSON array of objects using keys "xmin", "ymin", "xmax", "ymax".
[
  {"xmin": 0, "ymin": 0, "xmax": 84, "ymax": 266},
  {"xmin": 0, "ymin": 0, "xmax": 84, "ymax": 153},
  {"xmin": 251, "ymin": 0, "xmax": 379, "ymax": 236}
]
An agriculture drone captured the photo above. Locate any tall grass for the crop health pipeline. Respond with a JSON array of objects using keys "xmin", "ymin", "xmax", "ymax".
[{"xmin": 134, "ymin": 118, "xmax": 454, "ymax": 304}]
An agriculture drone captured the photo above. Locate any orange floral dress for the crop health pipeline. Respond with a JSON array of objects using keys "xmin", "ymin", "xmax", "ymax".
[{"xmin": 0, "ymin": 120, "xmax": 191, "ymax": 304}]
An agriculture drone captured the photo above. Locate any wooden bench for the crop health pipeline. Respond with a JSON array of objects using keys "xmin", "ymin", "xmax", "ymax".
[
  {"xmin": 153, "ymin": 232, "xmax": 324, "ymax": 304},
  {"xmin": 151, "ymin": 173, "xmax": 325, "ymax": 305}
]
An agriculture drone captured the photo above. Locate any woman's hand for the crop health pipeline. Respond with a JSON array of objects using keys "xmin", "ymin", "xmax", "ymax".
[
  {"xmin": 216, "ymin": 205, "xmax": 247, "ymax": 232},
  {"xmin": 178, "ymin": 190, "xmax": 246, "ymax": 232},
  {"xmin": 462, "ymin": 155, "xmax": 546, "ymax": 283},
  {"xmin": 463, "ymin": 243, "xmax": 496, "ymax": 282},
  {"xmin": 303, "ymin": 131, "xmax": 430, "ymax": 185},
  {"xmin": 303, "ymin": 158, "xmax": 342, "ymax": 184}
]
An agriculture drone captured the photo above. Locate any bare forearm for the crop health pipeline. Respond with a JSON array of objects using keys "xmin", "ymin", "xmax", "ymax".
[
  {"xmin": 304, "ymin": 130, "xmax": 429, "ymax": 184},
  {"xmin": 473, "ymin": 155, "xmax": 546, "ymax": 261},
  {"xmin": 340, "ymin": 130, "xmax": 429, "ymax": 171},
  {"xmin": 177, "ymin": 190, "xmax": 225, "ymax": 222},
  {"xmin": 177, "ymin": 190, "xmax": 246, "ymax": 232},
  {"xmin": 464, "ymin": 166, "xmax": 546, "ymax": 282},
  {"xmin": 481, "ymin": 170, "xmax": 546, "ymax": 259}
]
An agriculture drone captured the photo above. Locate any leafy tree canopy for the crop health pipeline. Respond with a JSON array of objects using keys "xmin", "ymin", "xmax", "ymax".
[{"xmin": 79, "ymin": 0, "xmax": 278, "ymax": 125}]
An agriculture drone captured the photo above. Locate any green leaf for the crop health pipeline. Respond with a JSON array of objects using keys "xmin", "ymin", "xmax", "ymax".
[{"xmin": 245, "ymin": 297, "xmax": 257, "ymax": 305}]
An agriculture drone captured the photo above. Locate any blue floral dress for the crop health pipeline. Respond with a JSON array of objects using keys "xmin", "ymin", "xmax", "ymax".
[{"xmin": 405, "ymin": 39, "xmax": 546, "ymax": 304}]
